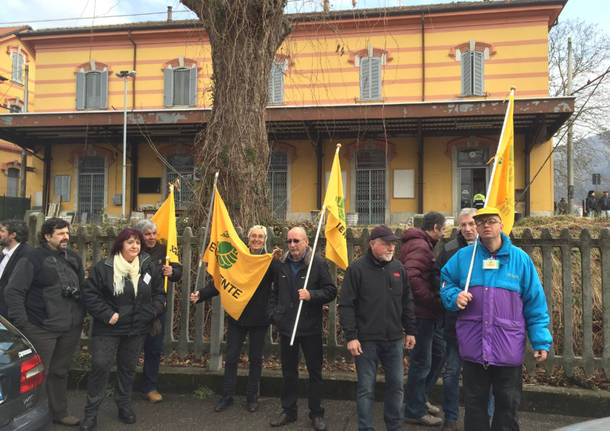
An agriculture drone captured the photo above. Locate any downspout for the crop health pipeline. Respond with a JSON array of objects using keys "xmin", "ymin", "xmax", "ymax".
[
  {"xmin": 20, "ymin": 64, "xmax": 29, "ymax": 198},
  {"xmin": 417, "ymin": 120, "xmax": 424, "ymax": 213},
  {"xmin": 524, "ymin": 137, "xmax": 531, "ymax": 217},
  {"xmin": 128, "ymin": 30, "xmax": 137, "ymax": 210},
  {"xmin": 128, "ymin": 31, "xmax": 136, "ymax": 108},
  {"xmin": 42, "ymin": 145, "xmax": 51, "ymax": 216},
  {"xmin": 421, "ymin": 13, "xmax": 425, "ymax": 101},
  {"xmin": 316, "ymin": 136, "xmax": 323, "ymax": 210}
]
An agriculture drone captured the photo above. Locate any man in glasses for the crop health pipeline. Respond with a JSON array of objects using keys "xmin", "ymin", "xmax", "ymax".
[
  {"xmin": 440, "ymin": 207, "xmax": 551, "ymax": 431},
  {"xmin": 268, "ymin": 226, "xmax": 336, "ymax": 431},
  {"xmin": 338, "ymin": 225, "xmax": 416, "ymax": 431}
]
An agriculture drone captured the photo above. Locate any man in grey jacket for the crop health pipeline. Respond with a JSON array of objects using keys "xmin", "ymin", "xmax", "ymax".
[{"xmin": 5, "ymin": 217, "xmax": 84, "ymax": 427}]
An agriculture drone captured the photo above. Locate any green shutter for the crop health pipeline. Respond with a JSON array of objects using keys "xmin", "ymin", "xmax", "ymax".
[
  {"xmin": 164, "ymin": 68, "xmax": 174, "ymax": 107},
  {"xmin": 100, "ymin": 70, "xmax": 108, "ymax": 109},
  {"xmin": 188, "ymin": 66, "xmax": 198, "ymax": 106},
  {"xmin": 461, "ymin": 52, "xmax": 473, "ymax": 96},
  {"xmin": 370, "ymin": 57, "xmax": 382, "ymax": 100},
  {"xmin": 75, "ymin": 71, "xmax": 86, "ymax": 110},
  {"xmin": 473, "ymin": 51, "xmax": 484, "ymax": 96},
  {"xmin": 360, "ymin": 57, "xmax": 370, "ymax": 100}
]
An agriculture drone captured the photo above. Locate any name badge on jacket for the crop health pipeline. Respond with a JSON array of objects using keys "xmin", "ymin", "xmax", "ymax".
[
  {"xmin": 143, "ymin": 273, "xmax": 151, "ymax": 284},
  {"xmin": 483, "ymin": 258, "xmax": 499, "ymax": 270}
]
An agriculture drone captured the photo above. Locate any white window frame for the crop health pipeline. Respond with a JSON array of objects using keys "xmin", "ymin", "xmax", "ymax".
[
  {"xmin": 268, "ymin": 61, "xmax": 285, "ymax": 105},
  {"xmin": 75, "ymin": 65, "xmax": 109, "ymax": 110},
  {"xmin": 164, "ymin": 59, "xmax": 198, "ymax": 107},
  {"xmin": 11, "ymin": 51, "xmax": 24, "ymax": 84}
]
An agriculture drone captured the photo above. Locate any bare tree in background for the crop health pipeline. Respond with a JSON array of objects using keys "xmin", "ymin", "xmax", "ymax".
[
  {"xmin": 181, "ymin": 0, "xmax": 291, "ymax": 228},
  {"xmin": 550, "ymin": 19, "xmax": 610, "ymax": 200}
]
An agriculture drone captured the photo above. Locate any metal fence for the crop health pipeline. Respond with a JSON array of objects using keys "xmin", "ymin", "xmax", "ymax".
[
  {"xmin": 0, "ymin": 196, "xmax": 30, "ymax": 219},
  {"xmin": 25, "ymin": 213, "xmax": 609, "ymax": 377}
]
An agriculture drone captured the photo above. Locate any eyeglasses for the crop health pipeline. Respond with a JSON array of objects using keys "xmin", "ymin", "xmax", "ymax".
[
  {"xmin": 286, "ymin": 239, "xmax": 300, "ymax": 244},
  {"xmin": 475, "ymin": 218, "xmax": 501, "ymax": 227}
]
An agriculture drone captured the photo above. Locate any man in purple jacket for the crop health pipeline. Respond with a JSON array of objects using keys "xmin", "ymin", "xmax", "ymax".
[{"xmin": 401, "ymin": 212, "xmax": 446, "ymax": 427}]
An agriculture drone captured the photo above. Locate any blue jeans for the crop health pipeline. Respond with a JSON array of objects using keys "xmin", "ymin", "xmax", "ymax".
[
  {"xmin": 140, "ymin": 311, "xmax": 166, "ymax": 393},
  {"xmin": 442, "ymin": 339, "xmax": 462, "ymax": 423},
  {"xmin": 404, "ymin": 318, "xmax": 446, "ymax": 419},
  {"xmin": 355, "ymin": 339, "xmax": 404, "ymax": 431}
]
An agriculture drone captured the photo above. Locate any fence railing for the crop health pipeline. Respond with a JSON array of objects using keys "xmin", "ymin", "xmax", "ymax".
[{"xmin": 24, "ymin": 214, "xmax": 610, "ymax": 377}]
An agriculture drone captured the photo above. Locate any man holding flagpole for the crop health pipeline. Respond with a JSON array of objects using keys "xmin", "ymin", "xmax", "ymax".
[
  {"xmin": 268, "ymin": 226, "xmax": 336, "ymax": 431},
  {"xmin": 135, "ymin": 184, "xmax": 183, "ymax": 404}
]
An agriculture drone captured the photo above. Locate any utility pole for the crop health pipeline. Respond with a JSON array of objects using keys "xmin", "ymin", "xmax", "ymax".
[
  {"xmin": 20, "ymin": 64, "xmax": 28, "ymax": 198},
  {"xmin": 566, "ymin": 37, "xmax": 574, "ymax": 214},
  {"xmin": 116, "ymin": 70, "xmax": 136, "ymax": 218}
]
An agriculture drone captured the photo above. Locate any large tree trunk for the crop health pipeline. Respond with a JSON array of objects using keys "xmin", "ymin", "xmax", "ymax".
[{"xmin": 182, "ymin": 0, "xmax": 291, "ymax": 229}]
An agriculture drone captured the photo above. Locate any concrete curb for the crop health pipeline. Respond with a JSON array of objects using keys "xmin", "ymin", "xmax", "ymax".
[{"xmin": 69, "ymin": 366, "xmax": 610, "ymax": 419}]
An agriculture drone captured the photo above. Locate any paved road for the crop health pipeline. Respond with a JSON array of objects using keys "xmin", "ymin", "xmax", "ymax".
[{"xmin": 53, "ymin": 390, "xmax": 595, "ymax": 431}]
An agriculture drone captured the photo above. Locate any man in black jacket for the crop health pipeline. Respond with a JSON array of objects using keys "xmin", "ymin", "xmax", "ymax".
[
  {"xmin": 4, "ymin": 217, "xmax": 84, "ymax": 427},
  {"xmin": 339, "ymin": 225, "xmax": 416, "ymax": 431},
  {"xmin": 268, "ymin": 226, "xmax": 336, "ymax": 431},
  {"xmin": 0, "ymin": 219, "xmax": 32, "ymax": 317},
  {"xmin": 134, "ymin": 219, "xmax": 182, "ymax": 404},
  {"xmin": 434, "ymin": 207, "xmax": 477, "ymax": 431}
]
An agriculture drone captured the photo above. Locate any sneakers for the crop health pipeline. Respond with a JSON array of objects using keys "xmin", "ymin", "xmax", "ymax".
[
  {"xmin": 405, "ymin": 414, "xmax": 443, "ymax": 426},
  {"xmin": 426, "ymin": 401, "xmax": 442, "ymax": 416},
  {"xmin": 143, "ymin": 389, "xmax": 163, "ymax": 403}
]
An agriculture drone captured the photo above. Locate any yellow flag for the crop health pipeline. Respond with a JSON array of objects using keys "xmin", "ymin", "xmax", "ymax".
[
  {"xmin": 151, "ymin": 184, "xmax": 180, "ymax": 264},
  {"xmin": 323, "ymin": 146, "xmax": 348, "ymax": 270},
  {"xmin": 487, "ymin": 91, "xmax": 515, "ymax": 235},
  {"xmin": 203, "ymin": 186, "xmax": 273, "ymax": 320}
]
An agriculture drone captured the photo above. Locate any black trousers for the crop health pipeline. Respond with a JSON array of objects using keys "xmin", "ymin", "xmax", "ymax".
[
  {"xmin": 279, "ymin": 334, "xmax": 324, "ymax": 419},
  {"xmin": 222, "ymin": 320, "xmax": 267, "ymax": 398},
  {"xmin": 23, "ymin": 324, "xmax": 82, "ymax": 421},
  {"xmin": 462, "ymin": 360, "xmax": 522, "ymax": 431},
  {"xmin": 83, "ymin": 334, "xmax": 146, "ymax": 418}
]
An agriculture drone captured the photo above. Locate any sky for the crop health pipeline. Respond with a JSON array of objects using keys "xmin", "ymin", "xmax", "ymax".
[{"xmin": 1, "ymin": 0, "xmax": 609, "ymax": 30}]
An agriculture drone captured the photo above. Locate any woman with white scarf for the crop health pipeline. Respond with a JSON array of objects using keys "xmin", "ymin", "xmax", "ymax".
[{"xmin": 80, "ymin": 228, "xmax": 165, "ymax": 431}]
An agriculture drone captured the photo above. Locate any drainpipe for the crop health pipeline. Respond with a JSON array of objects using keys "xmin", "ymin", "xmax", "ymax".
[
  {"xmin": 421, "ymin": 13, "xmax": 425, "ymax": 101},
  {"xmin": 316, "ymin": 136, "xmax": 323, "ymax": 209},
  {"xmin": 128, "ymin": 31, "xmax": 136, "ymax": 108},
  {"xmin": 417, "ymin": 120, "xmax": 424, "ymax": 213},
  {"xmin": 20, "ymin": 64, "xmax": 29, "ymax": 198},
  {"xmin": 42, "ymin": 146, "xmax": 51, "ymax": 216}
]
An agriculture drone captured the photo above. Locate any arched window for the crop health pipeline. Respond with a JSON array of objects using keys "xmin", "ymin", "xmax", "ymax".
[
  {"xmin": 6, "ymin": 168, "xmax": 19, "ymax": 197},
  {"xmin": 355, "ymin": 149, "xmax": 385, "ymax": 224},
  {"xmin": 78, "ymin": 156, "xmax": 105, "ymax": 222},
  {"xmin": 163, "ymin": 57, "xmax": 198, "ymax": 107},
  {"xmin": 166, "ymin": 154, "xmax": 195, "ymax": 209},
  {"xmin": 75, "ymin": 61, "xmax": 109, "ymax": 110},
  {"xmin": 267, "ymin": 151, "xmax": 288, "ymax": 219}
]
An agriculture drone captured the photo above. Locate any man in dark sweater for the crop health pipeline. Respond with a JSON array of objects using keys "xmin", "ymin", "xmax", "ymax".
[
  {"xmin": 434, "ymin": 208, "xmax": 477, "ymax": 431},
  {"xmin": 339, "ymin": 225, "xmax": 416, "ymax": 431}
]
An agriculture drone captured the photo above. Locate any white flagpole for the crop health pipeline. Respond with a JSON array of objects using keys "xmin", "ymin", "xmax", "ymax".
[
  {"xmin": 194, "ymin": 171, "xmax": 219, "ymax": 293},
  {"xmin": 464, "ymin": 88, "xmax": 514, "ymax": 294},
  {"xmin": 289, "ymin": 205, "xmax": 326, "ymax": 346}
]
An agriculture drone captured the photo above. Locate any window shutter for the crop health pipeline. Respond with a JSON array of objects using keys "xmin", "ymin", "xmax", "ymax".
[
  {"xmin": 473, "ymin": 50, "xmax": 484, "ymax": 96},
  {"xmin": 268, "ymin": 67, "xmax": 274, "ymax": 104},
  {"xmin": 76, "ymin": 71, "xmax": 86, "ymax": 110},
  {"xmin": 164, "ymin": 68, "xmax": 174, "ymax": 107},
  {"xmin": 11, "ymin": 53, "xmax": 23, "ymax": 83},
  {"xmin": 370, "ymin": 57, "xmax": 382, "ymax": 100},
  {"xmin": 360, "ymin": 57, "xmax": 370, "ymax": 100},
  {"xmin": 270, "ymin": 62, "xmax": 284, "ymax": 104},
  {"xmin": 188, "ymin": 66, "xmax": 198, "ymax": 106},
  {"xmin": 461, "ymin": 52, "xmax": 473, "ymax": 96},
  {"xmin": 100, "ymin": 70, "xmax": 108, "ymax": 109}
]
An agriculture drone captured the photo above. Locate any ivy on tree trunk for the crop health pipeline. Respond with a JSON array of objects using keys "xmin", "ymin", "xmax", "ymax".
[{"xmin": 181, "ymin": 0, "xmax": 291, "ymax": 230}]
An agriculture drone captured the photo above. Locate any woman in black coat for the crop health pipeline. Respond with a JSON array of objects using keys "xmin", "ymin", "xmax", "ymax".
[
  {"xmin": 80, "ymin": 228, "xmax": 165, "ymax": 431},
  {"xmin": 190, "ymin": 225, "xmax": 280, "ymax": 413}
]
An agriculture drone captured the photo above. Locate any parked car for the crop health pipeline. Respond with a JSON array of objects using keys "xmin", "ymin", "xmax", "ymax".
[
  {"xmin": 556, "ymin": 418, "xmax": 610, "ymax": 430},
  {"xmin": 0, "ymin": 315, "xmax": 50, "ymax": 430}
]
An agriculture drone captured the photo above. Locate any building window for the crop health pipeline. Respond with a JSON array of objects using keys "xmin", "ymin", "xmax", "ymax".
[
  {"xmin": 76, "ymin": 70, "xmax": 108, "ymax": 110},
  {"xmin": 360, "ymin": 56, "xmax": 382, "ymax": 101},
  {"xmin": 267, "ymin": 151, "xmax": 287, "ymax": 220},
  {"xmin": 461, "ymin": 50, "xmax": 484, "ymax": 97},
  {"xmin": 78, "ymin": 156, "xmax": 105, "ymax": 223},
  {"xmin": 6, "ymin": 168, "xmax": 19, "ymax": 197},
  {"xmin": 11, "ymin": 52, "xmax": 24, "ymax": 84},
  {"xmin": 164, "ymin": 66, "xmax": 197, "ymax": 107},
  {"xmin": 8, "ymin": 104, "xmax": 22, "ymax": 113},
  {"xmin": 166, "ymin": 154, "xmax": 195, "ymax": 209},
  {"xmin": 54, "ymin": 175, "xmax": 71, "ymax": 202},
  {"xmin": 268, "ymin": 62, "xmax": 284, "ymax": 105},
  {"xmin": 457, "ymin": 148, "xmax": 488, "ymax": 209},
  {"xmin": 355, "ymin": 149, "xmax": 385, "ymax": 225}
]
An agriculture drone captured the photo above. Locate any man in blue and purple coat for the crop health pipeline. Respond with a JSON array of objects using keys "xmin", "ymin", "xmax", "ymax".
[{"xmin": 440, "ymin": 207, "xmax": 552, "ymax": 431}]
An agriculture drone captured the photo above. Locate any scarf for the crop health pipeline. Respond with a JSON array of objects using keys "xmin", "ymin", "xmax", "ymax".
[{"xmin": 113, "ymin": 252, "xmax": 140, "ymax": 296}]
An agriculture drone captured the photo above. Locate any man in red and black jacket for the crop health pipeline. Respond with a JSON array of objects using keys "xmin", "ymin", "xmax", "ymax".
[{"xmin": 400, "ymin": 211, "xmax": 446, "ymax": 427}]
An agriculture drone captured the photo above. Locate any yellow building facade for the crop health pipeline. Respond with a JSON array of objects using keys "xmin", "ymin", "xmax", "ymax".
[
  {"xmin": 0, "ymin": 26, "xmax": 43, "ymax": 206},
  {"xmin": 0, "ymin": 1, "xmax": 572, "ymax": 224}
]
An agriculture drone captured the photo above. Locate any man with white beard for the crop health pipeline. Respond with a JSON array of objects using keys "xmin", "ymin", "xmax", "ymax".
[{"xmin": 338, "ymin": 225, "xmax": 417, "ymax": 431}]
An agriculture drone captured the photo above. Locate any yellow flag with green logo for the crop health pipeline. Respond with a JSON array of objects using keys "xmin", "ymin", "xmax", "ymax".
[
  {"xmin": 203, "ymin": 186, "xmax": 273, "ymax": 320},
  {"xmin": 487, "ymin": 91, "xmax": 515, "ymax": 235},
  {"xmin": 151, "ymin": 184, "xmax": 180, "ymax": 264},
  {"xmin": 323, "ymin": 146, "xmax": 348, "ymax": 270}
]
